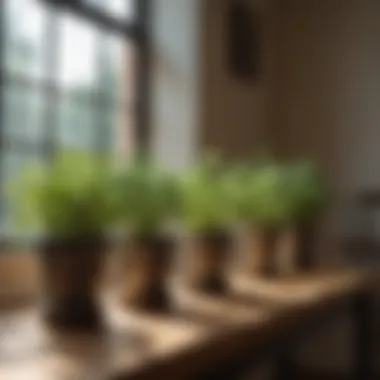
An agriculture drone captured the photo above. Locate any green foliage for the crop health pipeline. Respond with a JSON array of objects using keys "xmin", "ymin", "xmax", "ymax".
[
  {"xmin": 179, "ymin": 154, "xmax": 238, "ymax": 233},
  {"xmin": 282, "ymin": 160, "xmax": 327, "ymax": 223},
  {"xmin": 230, "ymin": 159, "xmax": 328, "ymax": 227},
  {"xmin": 114, "ymin": 161, "xmax": 181, "ymax": 237},
  {"xmin": 8, "ymin": 151, "xmax": 116, "ymax": 238},
  {"xmin": 8, "ymin": 145, "xmax": 328, "ymax": 240},
  {"xmin": 236, "ymin": 163, "xmax": 291, "ymax": 227}
]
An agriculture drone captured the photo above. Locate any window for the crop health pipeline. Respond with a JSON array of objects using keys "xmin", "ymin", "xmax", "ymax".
[
  {"xmin": 0, "ymin": 0, "xmax": 149, "ymax": 242},
  {"xmin": 83, "ymin": 0, "xmax": 136, "ymax": 22}
]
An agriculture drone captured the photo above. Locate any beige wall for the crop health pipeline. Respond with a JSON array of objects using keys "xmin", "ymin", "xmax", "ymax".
[
  {"xmin": 200, "ymin": 0, "xmax": 380, "ymax": 267},
  {"xmin": 151, "ymin": 0, "xmax": 277, "ymax": 163},
  {"xmin": 271, "ymin": 0, "xmax": 380, "ymax": 263},
  {"xmin": 201, "ymin": 0, "xmax": 277, "ymax": 159},
  {"xmin": 273, "ymin": 0, "xmax": 380, "ymax": 187}
]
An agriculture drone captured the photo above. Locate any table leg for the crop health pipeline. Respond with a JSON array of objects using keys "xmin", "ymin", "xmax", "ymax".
[{"xmin": 352, "ymin": 292, "xmax": 374, "ymax": 380}]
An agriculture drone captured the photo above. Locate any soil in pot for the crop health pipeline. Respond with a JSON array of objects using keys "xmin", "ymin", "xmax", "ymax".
[
  {"xmin": 243, "ymin": 227, "xmax": 278, "ymax": 277},
  {"xmin": 123, "ymin": 235, "xmax": 174, "ymax": 312},
  {"xmin": 41, "ymin": 235, "xmax": 106, "ymax": 331},
  {"xmin": 186, "ymin": 231, "xmax": 232, "ymax": 295}
]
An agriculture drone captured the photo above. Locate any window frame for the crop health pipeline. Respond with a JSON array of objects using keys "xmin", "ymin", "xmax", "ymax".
[
  {"xmin": 43, "ymin": 0, "xmax": 152, "ymax": 150},
  {"xmin": 0, "ymin": 0, "xmax": 152, "ymax": 248}
]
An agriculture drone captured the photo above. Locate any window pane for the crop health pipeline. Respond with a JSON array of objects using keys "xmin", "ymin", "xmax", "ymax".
[
  {"xmin": 97, "ymin": 33, "xmax": 132, "ymax": 107},
  {"xmin": 1, "ymin": 152, "xmax": 43, "ymax": 193},
  {"xmin": 57, "ymin": 12, "xmax": 99, "ymax": 90},
  {"xmin": 2, "ymin": 84, "xmax": 45, "ymax": 144},
  {"xmin": 4, "ymin": 0, "xmax": 47, "ymax": 79},
  {"xmin": 0, "ymin": 152, "xmax": 44, "ymax": 239},
  {"xmin": 57, "ymin": 100, "xmax": 97, "ymax": 150},
  {"xmin": 84, "ymin": 0, "xmax": 135, "ymax": 22},
  {"xmin": 95, "ymin": 105, "xmax": 121, "ymax": 152}
]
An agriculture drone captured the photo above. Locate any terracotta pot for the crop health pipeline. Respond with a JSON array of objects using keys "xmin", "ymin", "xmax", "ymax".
[
  {"xmin": 276, "ymin": 223, "xmax": 317, "ymax": 276},
  {"xmin": 123, "ymin": 236, "xmax": 174, "ymax": 312},
  {"xmin": 243, "ymin": 227, "xmax": 278, "ymax": 277},
  {"xmin": 41, "ymin": 235, "xmax": 106, "ymax": 331},
  {"xmin": 186, "ymin": 232, "xmax": 232, "ymax": 294}
]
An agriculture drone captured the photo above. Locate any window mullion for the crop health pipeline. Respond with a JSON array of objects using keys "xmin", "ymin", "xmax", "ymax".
[
  {"xmin": 134, "ymin": 0, "xmax": 151, "ymax": 155},
  {"xmin": 41, "ymin": 7, "xmax": 61, "ymax": 159},
  {"xmin": 94, "ymin": 29, "xmax": 105, "ymax": 152}
]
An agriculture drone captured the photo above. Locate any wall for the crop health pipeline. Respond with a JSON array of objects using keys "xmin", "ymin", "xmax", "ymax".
[
  {"xmin": 271, "ymin": 0, "xmax": 380, "ymax": 373},
  {"xmin": 151, "ymin": 0, "xmax": 277, "ymax": 165},
  {"xmin": 201, "ymin": 0, "xmax": 277, "ymax": 159},
  {"xmin": 271, "ymin": 0, "xmax": 380, "ymax": 264}
]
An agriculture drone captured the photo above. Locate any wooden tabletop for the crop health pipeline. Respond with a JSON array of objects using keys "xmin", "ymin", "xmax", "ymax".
[{"xmin": 0, "ymin": 269, "xmax": 374, "ymax": 380}]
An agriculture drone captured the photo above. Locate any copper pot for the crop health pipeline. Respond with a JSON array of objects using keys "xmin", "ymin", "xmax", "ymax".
[
  {"xmin": 41, "ymin": 235, "xmax": 106, "ymax": 331},
  {"xmin": 123, "ymin": 236, "xmax": 174, "ymax": 312},
  {"xmin": 186, "ymin": 232, "xmax": 232, "ymax": 294}
]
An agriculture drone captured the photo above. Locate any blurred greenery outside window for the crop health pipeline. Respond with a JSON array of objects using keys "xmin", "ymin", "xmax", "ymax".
[{"xmin": 1, "ymin": 0, "xmax": 137, "ymax": 244}]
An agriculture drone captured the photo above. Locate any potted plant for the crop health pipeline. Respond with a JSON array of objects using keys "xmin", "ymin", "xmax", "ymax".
[
  {"xmin": 115, "ymin": 161, "xmax": 180, "ymax": 312},
  {"xmin": 180, "ymin": 156, "xmax": 237, "ymax": 294},
  {"xmin": 9, "ymin": 152, "xmax": 114, "ymax": 330},
  {"xmin": 275, "ymin": 160, "xmax": 327, "ymax": 274},
  {"xmin": 235, "ymin": 162, "xmax": 291, "ymax": 277}
]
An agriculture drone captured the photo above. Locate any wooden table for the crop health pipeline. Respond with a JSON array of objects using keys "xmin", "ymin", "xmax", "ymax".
[{"xmin": 0, "ymin": 270, "xmax": 376, "ymax": 380}]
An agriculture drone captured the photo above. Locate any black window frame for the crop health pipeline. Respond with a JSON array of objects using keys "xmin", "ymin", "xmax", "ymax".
[{"xmin": 0, "ymin": 0, "xmax": 152, "ymax": 249}]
